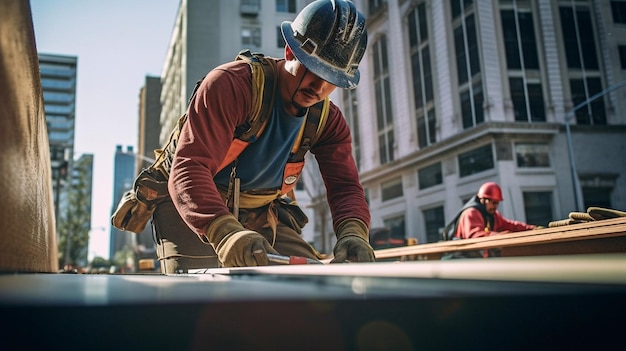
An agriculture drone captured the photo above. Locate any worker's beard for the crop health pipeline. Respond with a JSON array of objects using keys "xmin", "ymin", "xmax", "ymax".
[
  {"xmin": 293, "ymin": 89, "xmax": 319, "ymax": 109},
  {"xmin": 289, "ymin": 67, "xmax": 314, "ymax": 116},
  {"xmin": 286, "ymin": 97, "xmax": 306, "ymax": 117}
]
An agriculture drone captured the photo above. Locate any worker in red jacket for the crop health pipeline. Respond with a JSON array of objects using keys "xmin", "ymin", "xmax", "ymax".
[
  {"xmin": 456, "ymin": 182, "xmax": 536, "ymax": 240},
  {"xmin": 442, "ymin": 182, "xmax": 537, "ymax": 258}
]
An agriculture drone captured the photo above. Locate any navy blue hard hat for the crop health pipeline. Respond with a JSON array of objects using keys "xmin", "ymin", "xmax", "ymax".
[{"xmin": 281, "ymin": 0, "xmax": 367, "ymax": 89}]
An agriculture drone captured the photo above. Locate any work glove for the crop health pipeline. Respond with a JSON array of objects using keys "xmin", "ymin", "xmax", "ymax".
[
  {"xmin": 206, "ymin": 214, "xmax": 279, "ymax": 267},
  {"xmin": 569, "ymin": 211, "xmax": 595, "ymax": 222},
  {"xmin": 587, "ymin": 207, "xmax": 626, "ymax": 220},
  {"xmin": 331, "ymin": 219, "xmax": 376, "ymax": 263}
]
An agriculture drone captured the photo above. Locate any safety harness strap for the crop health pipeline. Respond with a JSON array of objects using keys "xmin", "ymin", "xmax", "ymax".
[
  {"xmin": 150, "ymin": 50, "xmax": 328, "ymax": 186},
  {"xmin": 234, "ymin": 50, "xmax": 278, "ymax": 143}
]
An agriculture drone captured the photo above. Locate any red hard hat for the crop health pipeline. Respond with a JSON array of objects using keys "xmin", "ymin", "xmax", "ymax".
[{"xmin": 477, "ymin": 182, "xmax": 503, "ymax": 201}]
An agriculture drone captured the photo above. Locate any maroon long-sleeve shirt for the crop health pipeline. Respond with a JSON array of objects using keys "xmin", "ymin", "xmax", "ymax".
[{"xmin": 168, "ymin": 58, "xmax": 370, "ymax": 237}]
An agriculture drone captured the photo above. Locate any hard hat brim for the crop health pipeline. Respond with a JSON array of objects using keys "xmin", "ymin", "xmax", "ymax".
[{"xmin": 281, "ymin": 21, "xmax": 360, "ymax": 90}]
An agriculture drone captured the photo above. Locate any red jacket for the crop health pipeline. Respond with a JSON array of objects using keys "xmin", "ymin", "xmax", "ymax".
[
  {"xmin": 455, "ymin": 207, "xmax": 536, "ymax": 239},
  {"xmin": 168, "ymin": 58, "xmax": 370, "ymax": 237}
]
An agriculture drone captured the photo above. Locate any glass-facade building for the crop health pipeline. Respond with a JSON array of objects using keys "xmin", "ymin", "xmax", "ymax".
[
  {"xmin": 109, "ymin": 145, "xmax": 137, "ymax": 265},
  {"xmin": 39, "ymin": 53, "xmax": 77, "ymax": 232}
]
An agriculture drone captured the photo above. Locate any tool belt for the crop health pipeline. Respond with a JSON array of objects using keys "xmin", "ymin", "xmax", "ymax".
[
  {"xmin": 218, "ymin": 184, "xmax": 282, "ymax": 208},
  {"xmin": 235, "ymin": 196, "xmax": 309, "ymax": 237},
  {"xmin": 217, "ymin": 182, "xmax": 308, "ymax": 233},
  {"xmin": 111, "ymin": 167, "xmax": 169, "ymax": 233}
]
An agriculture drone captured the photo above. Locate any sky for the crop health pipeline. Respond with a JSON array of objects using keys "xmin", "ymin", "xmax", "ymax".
[{"xmin": 30, "ymin": 0, "xmax": 180, "ymax": 260}]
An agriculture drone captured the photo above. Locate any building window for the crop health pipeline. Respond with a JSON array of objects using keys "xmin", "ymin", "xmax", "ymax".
[
  {"xmin": 523, "ymin": 191, "xmax": 553, "ymax": 227},
  {"xmin": 276, "ymin": 26, "xmax": 286, "ymax": 48},
  {"xmin": 611, "ymin": 1, "xmax": 626, "ymax": 23},
  {"xmin": 452, "ymin": 0, "xmax": 484, "ymax": 129},
  {"xmin": 43, "ymin": 91, "xmax": 75, "ymax": 104},
  {"xmin": 458, "ymin": 144, "xmax": 494, "ymax": 177},
  {"xmin": 44, "ymin": 104, "xmax": 74, "ymax": 115},
  {"xmin": 501, "ymin": 3, "xmax": 546, "ymax": 122},
  {"xmin": 418, "ymin": 162, "xmax": 442, "ymax": 189},
  {"xmin": 41, "ymin": 77, "xmax": 75, "ymax": 90},
  {"xmin": 423, "ymin": 206, "xmax": 445, "ymax": 243},
  {"xmin": 241, "ymin": 0, "xmax": 260, "ymax": 15},
  {"xmin": 383, "ymin": 215, "xmax": 406, "ymax": 244},
  {"xmin": 560, "ymin": 4, "xmax": 599, "ymax": 70},
  {"xmin": 583, "ymin": 186, "xmax": 612, "ymax": 209},
  {"xmin": 343, "ymin": 89, "xmax": 361, "ymax": 170},
  {"xmin": 373, "ymin": 36, "xmax": 395, "ymax": 164},
  {"xmin": 559, "ymin": 2, "xmax": 606, "ymax": 125},
  {"xmin": 241, "ymin": 26, "xmax": 261, "ymax": 48},
  {"xmin": 501, "ymin": 6, "xmax": 540, "ymax": 70},
  {"xmin": 369, "ymin": 0, "xmax": 386, "ymax": 15},
  {"xmin": 451, "ymin": 0, "xmax": 473, "ymax": 19},
  {"xmin": 515, "ymin": 143, "xmax": 550, "ymax": 168},
  {"xmin": 50, "ymin": 146, "xmax": 66, "ymax": 162},
  {"xmin": 570, "ymin": 77, "xmax": 606, "ymax": 125},
  {"xmin": 408, "ymin": 3, "xmax": 437, "ymax": 147},
  {"xmin": 381, "ymin": 177, "xmax": 403, "ymax": 201},
  {"xmin": 619, "ymin": 45, "xmax": 626, "ymax": 69},
  {"xmin": 276, "ymin": 0, "xmax": 295, "ymax": 13},
  {"xmin": 509, "ymin": 78, "xmax": 546, "ymax": 122},
  {"xmin": 581, "ymin": 175, "xmax": 617, "ymax": 208}
]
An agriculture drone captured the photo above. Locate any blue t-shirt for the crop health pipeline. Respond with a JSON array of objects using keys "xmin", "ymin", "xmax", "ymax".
[{"xmin": 213, "ymin": 98, "xmax": 305, "ymax": 191}]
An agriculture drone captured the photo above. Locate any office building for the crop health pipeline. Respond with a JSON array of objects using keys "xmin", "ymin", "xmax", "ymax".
[
  {"xmin": 137, "ymin": 76, "xmax": 163, "ymax": 171},
  {"xmin": 159, "ymin": 0, "xmax": 308, "ymax": 140},
  {"xmin": 134, "ymin": 76, "xmax": 163, "ymax": 263},
  {"xmin": 337, "ymin": 0, "xmax": 626, "ymax": 245},
  {"xmin": 109, "ymin": 145, "xmax": 137, "ymax": 267},
  {"xmin": 38, "ymin": 53, "xmax": 77, "ymax": 232}
]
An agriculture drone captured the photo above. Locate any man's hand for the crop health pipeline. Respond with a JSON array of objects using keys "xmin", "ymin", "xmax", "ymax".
[
  {"xmin": 331, "ymin": 219, "xmax": 375, "ymax": 263},
  {"xmin": 216, "ymin": 230, "xmax": 279, "ymax": 267},
  {"xmin": 206, "ymin": 214, "xmax": 279, "ymax": 267}
]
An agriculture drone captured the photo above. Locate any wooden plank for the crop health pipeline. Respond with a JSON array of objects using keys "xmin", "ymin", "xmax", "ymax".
[
  {"xmin": 373, "ymin": 217, "xmax": 626, "ymax": 260},
  {"xmin": 500, "ymin": 237, "xmax": 626, "ymax": 257}
]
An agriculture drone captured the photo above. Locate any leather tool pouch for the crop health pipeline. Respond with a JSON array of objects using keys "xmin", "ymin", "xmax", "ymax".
[
  {"xmin": 111, "ymin": 168, "xmax": 170, "ymax": 233},
  {"xmin": 275, "ymin": 197, "xmax": 309, "ymax": 233},
  {"xmin": 110, "ymin": 114, "xmax": 182, "ymax": 234}
]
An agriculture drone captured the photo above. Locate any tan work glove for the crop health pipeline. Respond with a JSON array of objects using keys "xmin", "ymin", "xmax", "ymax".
[
  {"xmin": 587, "ymin": 207, "xmax": 626, "ymax": 220},
  {"xmin": 331, "ymin": 219, "xmax": 376, "ymax": 263},
  {"xmin": 206, "ymin": 214, "xmax": 279, "ymax": 267}
]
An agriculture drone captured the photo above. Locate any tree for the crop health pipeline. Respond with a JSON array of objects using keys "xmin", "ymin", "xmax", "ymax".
[
  {"xmin": 90, "ymin": 256, "xmax": 111, "ymax": 268},
  {"xmin": 88, "ymin": 256, "xmax": 112, "ymax": 274},
  {"xmin": 113, "ymin": 244, "xmax": 136, "ymax": 273},
  {"xmin": 57, "ymin": 158, "xmax": 92, "ymax": 268}
]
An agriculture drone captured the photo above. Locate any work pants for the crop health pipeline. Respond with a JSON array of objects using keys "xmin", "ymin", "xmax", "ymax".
[
  {"xmin": 152, "ymin": 199, "xmax": 322, "ymax": 274},
  {"xmin": 152, "ymin": 200, "xmax": 219, "ymax": 274}
]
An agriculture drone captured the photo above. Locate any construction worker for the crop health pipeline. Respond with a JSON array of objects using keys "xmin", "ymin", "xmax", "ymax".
[
  {"xmin": 157, "ymin": 0, "xmax": 375, "ymax": 271},
  {"xmin": 442, "ymin": 181, "xmax": 537, "ymax": 258}
]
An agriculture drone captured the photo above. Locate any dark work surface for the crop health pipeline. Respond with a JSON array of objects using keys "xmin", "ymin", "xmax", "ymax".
[{"xmin": 1, "ymin": 257, "xmax": 625, "ymax": 350}]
